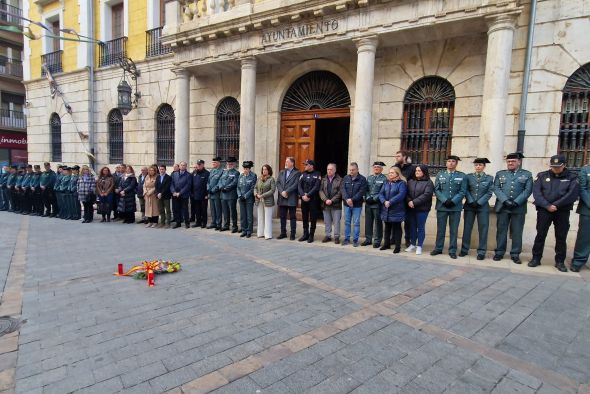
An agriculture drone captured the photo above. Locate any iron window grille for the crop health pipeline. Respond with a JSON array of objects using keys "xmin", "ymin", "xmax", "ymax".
[
  {"xmin": 41, "ymin": 50, "xmax": 63, "ymax": 76},
  {"xmin": 98, "ymin": 37, "xmax": 127, "ymax": 68},
  {"xmin": 146, "ymin": 27, "xmax": 172, "ymax": 58},
  {"xmin": 401, "ymin": 76, "xmax": 456, "ymax": 175},
  {"xmin": 156, "ymin": 104, "xmax": 175, "ymax": 166},
  {"xmin": 50, "ymin": 113, "xmax": 62, "ymax": 162},
  {"xmin": 108, "ymin": 109, "xmax": 124, "ymax": 163},
  {"xmin": 558, "ymin": 63, "xmax": 590, "ymax": 170},
  {"xmin": 215, "ymin": 97, "xmax": 240, "ymax": 160},
  {"xmin": 281, "ymin": 71, "xmax": 351, "ymax": 112}
]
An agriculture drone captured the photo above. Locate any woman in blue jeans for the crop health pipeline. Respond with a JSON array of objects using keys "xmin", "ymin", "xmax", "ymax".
[{"xmin": 405, "ymin": 165, "xmax": 434, "ymax": 255}]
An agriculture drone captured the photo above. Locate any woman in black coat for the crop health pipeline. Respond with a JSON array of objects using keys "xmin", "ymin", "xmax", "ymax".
[
  {"xmin": 405, "ymin": 164, "xmax": 434, "ymax": 255},
  {"xmin": 117, "ymin": 165, "xmax": 138, "ymax": 223}
]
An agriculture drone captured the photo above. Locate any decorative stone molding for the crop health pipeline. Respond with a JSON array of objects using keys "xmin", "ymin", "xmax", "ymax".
[
  {"xmin": 485, "ymin": 10, "xmax": 520, "ymax": 35},
  {"xmin": 354, "ymin": 35, "xmax": 378, "ymax": 54}
]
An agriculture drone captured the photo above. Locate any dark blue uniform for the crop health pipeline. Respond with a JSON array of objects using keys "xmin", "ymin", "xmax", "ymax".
[
  {"xmin": 298, "ymin": 170, "xmax": 321, "ymax": 240},
  {"xmin": 191, "ymin": 168, "xmax": 209, "ymax": 228},
  {"xmin": 460, "ymin": 172, "xmax": 494, "ymax": 257}
]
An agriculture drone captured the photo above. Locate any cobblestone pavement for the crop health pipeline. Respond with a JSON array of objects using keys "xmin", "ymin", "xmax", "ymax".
[{"xmin": 1, "ymin": 212, "xmax": 590, "ymax": 394}]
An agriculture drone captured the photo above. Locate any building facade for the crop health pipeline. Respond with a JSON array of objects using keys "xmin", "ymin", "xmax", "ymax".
[{"xmin": 23, "ymin": 0, "xmax": 590, "ymax": 248}]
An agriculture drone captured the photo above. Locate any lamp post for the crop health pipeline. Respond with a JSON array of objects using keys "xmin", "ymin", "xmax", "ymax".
[{"xmin": 117, "ymin": 58, "xmax": 140, "ymax": 115}]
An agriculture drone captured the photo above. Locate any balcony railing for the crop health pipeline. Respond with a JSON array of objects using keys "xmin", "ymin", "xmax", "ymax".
[
  {"xmin": 0, "ymin": 2, "xmax": 22, "ymax": 26},
  {"xmin": 0, "ymin": 55, "xmax": 22, "ymax": 78},
  {"xmin": 98, "ymin": 36, "xmax": 127, "ymax": 67},
  {"xmin": 146, "ymin": 27, "xmax": 172, "ymax": 58},
  {"xmin": 0, "ymin": 109, "xmax": 26, "ymax": 129},
  {"xmin": 41, "ymin": 50, "xmax": 63, "ymax": 76}
]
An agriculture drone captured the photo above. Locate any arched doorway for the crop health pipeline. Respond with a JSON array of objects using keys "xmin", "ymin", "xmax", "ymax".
[{"xmin": 280, "ymin": 71, "xmax": 351, "ymax": 176}]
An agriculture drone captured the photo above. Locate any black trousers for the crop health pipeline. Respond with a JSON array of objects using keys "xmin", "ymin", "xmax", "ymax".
[
  {"xmin": 172, "ymin": 197, "xmax": 190, "ymax": 225},
  {"xmin": 384, "ymin": 222, "xmax": 402, "ymax": 249},
  {"xmin": 22, "ymin": 189, "xmax": 32, "ymax": 213},
  {"xmin": 113, "ymin": 194, "xmax": 120, "ymax": 219},
  {"xmin": 41, "ymin": 188, "xmax": 55, "ymax": 215},
  {"xmin": 279, "ymin": 206, "xmax": 297, "ymax": 235},
  {"xmin": 33, "ymin": 190, "xmax": 43, "ymax": 214},
  {"xmin": 191, "ymin": 199, "xmax": 208, "ymax": 226},
  {"xmin": 532, "ymin": 209, "xmax": 570, "ymax": 263},
  {"xmin": 301, "ymin": 199, "xmax": 320, "ymax": 234},
  {"xmin": 83, "ymin": 201, "xmax": 94, "ymax": 222}
]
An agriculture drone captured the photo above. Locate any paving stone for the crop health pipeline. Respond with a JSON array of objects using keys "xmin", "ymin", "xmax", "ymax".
[{"xmin": 120, "ymin": 362, "xmax": 167, "ymax": 388}]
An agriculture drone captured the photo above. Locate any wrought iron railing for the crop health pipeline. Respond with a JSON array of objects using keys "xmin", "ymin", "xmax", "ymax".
[
  {"xmin": 98, "ymin": 37, "xmax": 127, "ymax": 67},
  {"xmin": 41, "ymin": 50, "xmax": 63, "ymax": 76},
  {"xmin": 146, "ymin": 27, "xmax": 172, "ymax": 58},
  {"xmin": 0, "ymin": 109, "xmax": 26, "ymax": 129},
  {"xmin": 0, "ymin": 2, "xmax": 22, "ymax": 26},
  {"xmin": 0, "ymin": 55, "xmax": 22, "ymax": 78}
]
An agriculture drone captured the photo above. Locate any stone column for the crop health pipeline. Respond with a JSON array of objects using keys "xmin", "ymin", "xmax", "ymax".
[
  {"xmin": 173, "ymin": 68, "xmax": 190, "ymax": 164},
  {"xmin": 239, "ymin": 56, "xmax": 257, "ymax": 164},
  {"xmin": 351, "ymin": 35, "xmax": 378, "ymax": 176},
  {"xmin": 478, "ymin": 13, "xmax": 518, "ymax": 175}
]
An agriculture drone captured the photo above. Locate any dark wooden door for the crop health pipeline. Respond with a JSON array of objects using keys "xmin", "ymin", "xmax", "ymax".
[{"xmin": 279, "ymin": 119, "xmax": 315, "ymax": 171}]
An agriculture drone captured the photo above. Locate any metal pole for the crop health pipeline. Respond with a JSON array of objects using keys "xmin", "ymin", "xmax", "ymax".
[{"xmin": 88, "ymin": 0, "xmax": 96, "ymax": 171}]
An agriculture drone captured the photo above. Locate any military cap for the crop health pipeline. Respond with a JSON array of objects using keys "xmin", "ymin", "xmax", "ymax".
[
  {"xmin": 212, "ymin": 156, "xmax": 222, "ymax": 162},
  {"xmin": 26, "ymin": 164, "xmax": 33, "ymax": 169},
  {"xmin": 373, "ymin": 161, "xmax": 386, "ymax": 167},
  {"xmin": 34, "ymin": 165, "xmax": 41, "ymax": 170},
  {"xmin": 303, "ymin": 159, "xmax": 316, "ymax": 167},
  {"xmin": 549, "ymin": 154, "xmax": 566, "ymax": 167},
  {"xmin": 506, "ymin": 152, "xmax": 524, "ymax": 160},
  {"xmin": 72, "ymin": 165, "xmax": 80, "ymax": 170},
  {"xmin": 43, "ymin": 162, "xmax": 50, "ymax": 166},
  {"xmin": 62, "ymin": 166, "xmax": 71, "ymax": 171},
  {"xmin": 446, "ymin": 155, "xmax": 461, "ymax": 161},
  {"xmin": 242, "ymin": 161, "xmax": 254, "ymax": 168},
  {"xmin": 473, "ymin": 158, "xmax": 490, "ymax": 164},
  {"xmin": 226, "ymin": 157, "xmax": 237, "ymax": 163},
  {"xmin": 196, "ymin": 159, "xmax": 205, "ymax": 165}
]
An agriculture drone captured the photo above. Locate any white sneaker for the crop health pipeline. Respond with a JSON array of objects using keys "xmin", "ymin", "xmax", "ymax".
[
  {"xmin": 405, "ymin": 245, "xmax": 416, "ymax": 252},
  {"xmin": 415, "ymin": 246, "xmax": 422, "ymax": 255}
]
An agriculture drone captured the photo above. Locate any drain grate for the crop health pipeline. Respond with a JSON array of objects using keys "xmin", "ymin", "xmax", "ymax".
[{"xmin": 0, "ymin": 317, "xmax": 24, "ymax": 337}]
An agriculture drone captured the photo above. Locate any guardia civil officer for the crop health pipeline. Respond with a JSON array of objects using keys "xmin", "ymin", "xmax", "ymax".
[
  {"xmin": 362, "ymin": 161, "xmax": 386, "ymax": 248},
  {"xmin": 0, "ymin": 166, "xmax": 9, "ymax": 211},
  {"xmin": 219, "ymin": 157, "xmax": 240, "ymax": 232},
  {"xmin": 190, "ymin": 160, "xmax": 209, "ymax": 228},
  {"xmin": 31, "ymin": 165, "xmax": 43, "ymax": 216},
  {"xmin": 20, "ymin": 165, "xmax": 33, "ymax": 214},
  {"xmin": 298, "ymin": 159, "xmax": 321, "ymax": 243},
  {"xmin": 237, "ymin": 161, "xmax": 257, "ymax": 238},
  {"xmin": 39, "ymin": 162, "xmax": 57, "ymax": 217},
  {"xmin": 459, "ymin": 158, "xmax": 494, "ymax": 260},
  {"xmin": 57, "ymin": 167, "xmax": 71, "ymax": 219},
  {"xmin": 570, "ymin": 164, "xmax": 590, "ymax": 272},
  {"xmin": 54, "ymin": 165, "xmax": 65, "ymax": 217},
  {"xmin": 493, "ymin": 153, "xmax": 533, "ymax": 264},
  {"xmin": 206, "ymin": 157, "xmax": 223, "ymax": 230},
  {"xmin": 69, "ymin": 165, "xmax": 81, "ymax": 220},
  {"xmin": 529, "ymin": 155, "xmax": 579, "ymax": 272},
  {"xmin": 6, "ymin": 166, "xmax": 17, "ymax": 212},
  {"xmin": 14, "ymin": 166, "xmax": 25, "ymax": 213},
  {"xmin": 431, "ymin": 155, "xmax": 467, "ymax": 259}
]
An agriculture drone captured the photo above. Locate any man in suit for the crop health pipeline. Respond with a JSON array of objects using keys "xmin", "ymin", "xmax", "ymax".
[
  {"xmin": 219, "ymin": 157, "xmax": 240, "ymax": 232},
  {"xmin": 276, "ymin": 157, "xmax": 300, "ymax": 240},
  {"xmin": 171, "ymin": 161, "xmax": 192, "ymax": 228},
  {"xmin": 460, "ymin": 158, "xmax": 494, "ymax": 260},
  {"xmin": 571, "ymin": 164, "xmax": 590, "ymax": 272},
  {"xmin": 191, "ymin": 160, "xmax": 210, "ymax": 228},
  {"xmin": 206, "ymin": 157, "xmax": 223, "ymax": 230},
  {"xmin": 431, "ymin": 155, "xmax": 467, "ymax": 259},
  {"xmin": 136, "ymin": 166, "xmax": 148, "ymax": 224},
  {"xmin": 493, "ymin": 152, "xmax": 533, "ymax": 264},
  {"xmin": 156, "ymin": 165, "xmax": 172, "ymax": 228}
]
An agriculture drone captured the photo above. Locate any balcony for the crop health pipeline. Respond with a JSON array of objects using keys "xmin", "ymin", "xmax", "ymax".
[
  {"xmin": 41, "ymin": 50, "xmax": 63, "ymax": 76},
  {"xmin": 0, "ymin": 55, "xmax": 22, "ymax": 78},
  {"xmin": 0, "ymin": 109, "xmax": 26, "ymax": 129},
  {"xmin": 98, "ymin": 37, "xmax": 127, "ymax": 67},
  {"xmin": 146, "ymin": 27, "xmax": 172, "ymax": 58},
  {"xmin": 0, "ymin": 2, "xmax": 22, "ymax": 26}
]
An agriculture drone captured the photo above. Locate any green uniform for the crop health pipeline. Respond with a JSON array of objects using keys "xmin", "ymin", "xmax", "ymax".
[
  {"xmin": 0, "ymin": 172, "xmax": 8, "ymax": 211},
  {"xmin": 69, "ymin": 174, "xmax": 80, "ymax": 219},
  {"xmin": 572, "ymin": 166, "xmax": 590, "ymax": 270},
  {"xmin": 20, "ymin": 172, "xmax": 32, "ymax": 214},
  {"xmin": 493, "ymin": 168, "xmax": 533, "ymax": 258},
  {"xmin": 6, "ymin": 173, "xmax": 17, "ymax": 211},
  {"xmin": 55, "ymin": 172, "xmax": 64, "ymax": 216},
  {"xmin": 15, "ymin": 173, "xmax": 24, "ymax": 212},
  {"xmin": 237, "ymin": 172, "xmax": 257, "ymax": 236},
  {"xmin": 207, "ymin": 167, "xmax": 223, "ymax": 229},
  {"xmin": 219, "ymin": 167, "xmax": 239, "ymax": 231},
  {"xmin": 460, "ymin": 172, "xmax": 494, "ymax": 256},
  {"xmin": 433, "ymin": 170, "xmax": 467, "ymax": 254},
  {"xmin": 56, "ymin": 174, "xmax": 71, "ymax": 219},
  {"xmin": 39, "ymin": 170, "xmax": 57, "ymax": 216},
  {"xmin": 31, "ymin": 172, "xmax": 43, "ymax": 215},
  {"xmin": 364, "ymin": 173, "xmax": 386, "ymax": 246}
]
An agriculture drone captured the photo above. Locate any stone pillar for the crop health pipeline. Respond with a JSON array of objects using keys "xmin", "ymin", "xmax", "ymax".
[
  {"xmin": 173, "ymin": 68, "xmax": 190, "ymax": 164},
  {"xmin": 478, "ymin": 13, "xmax": 518, "ymax": 175},
  {"xmin": 239, "ymin": 56, "xmax": 257, "ymax": 164},
  {"xmin": 351, "ymin": 35, "xmax": 378, "ymax": 176}
]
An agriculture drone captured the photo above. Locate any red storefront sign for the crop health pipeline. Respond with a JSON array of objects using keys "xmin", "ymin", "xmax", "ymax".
[{"xmin": 0, "ymin": 132, "xmax": 27, "ymax": 149}]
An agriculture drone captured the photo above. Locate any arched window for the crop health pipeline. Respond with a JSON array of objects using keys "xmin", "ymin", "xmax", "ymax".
[
  {"xmin": 558, "ymin": 63, "xmax": 590, "ymax": 169},
  {"xmin": 108, "ymin": 109, "xmax": 123, "ymax": 163},
  {"xmin": 156, "ymin": 104, "xmax": 175, "ymax": 166},
  {"xmin": 281, "ymin": 71, "xmax": 351, "ymax": 111},
  {"xmin": 50, "ymin": 113, "xmax": 61, "ymax": 162},
  {"xmin": 401, "ymin": 76, "xmax": 455, "ymax": 173},
  {"xmin": 215, "ymin": 97, "xmax": 240, "ymax": 160}
]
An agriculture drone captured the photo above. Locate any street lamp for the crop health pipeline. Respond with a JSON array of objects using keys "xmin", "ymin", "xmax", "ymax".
[
  {"xmin": 117, "ymin": 79, "xmax": 132, "ymax": 115},
  {"xmin": 117, "ymin": 57, "xmax": 141, "ymax": 115}
]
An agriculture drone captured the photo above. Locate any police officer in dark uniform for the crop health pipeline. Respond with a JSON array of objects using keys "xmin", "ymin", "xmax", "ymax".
[
  {"xmin": 40, "ymin": 162, "xmax": 57, "ymax": 217},
  {"xmin": 219, "ymin": 157, "xmax": 240, "ymax": 232},
  {"xmin": 570, "ymin": 164, "xmax": 590, "ymax": 272},
  {"xmin": 298, "ymin": 159, "xmax": 321, "ymax": 243},
  {"xmin": 431, "ymin": 155, "xmax": 467, "ymax": 259},
  {"xmin": 30, "ymin": 165, "xmax": 43, "ymax": 216},
  {"xmin": 460, "ymin": 158, "xmax": 494, "ymax": 260},
  {"xmin": 529, "ymin": 155, "xmax": 579, "ymax": 272},
  {"xmin": 362, "ymin": 161, "xmax": 386, "ymax": 248},
  {"xmin": 493, "ymin": 153, "xmax": 533, "ymax": 264},
  {"xmin": 207, "ymin": 157, "xmax": 223, "ymax": 230}
]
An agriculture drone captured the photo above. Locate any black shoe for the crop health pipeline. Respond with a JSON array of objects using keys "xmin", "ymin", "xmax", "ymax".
[
  {"xmin": 307, "ymin": 235, "xmax": 314, "ymax": 243},
  {"xmin": 290, "ymin": 234, "xmax": 296, "ymax": 241},
  {"xmin": 430, "ymin": 250, "xmax": 442, "ymax": 256},
  {"xmin": 334, "ymin": 237, "xmax": 340, "ymax": 244},
  {"xmin": 379, "ymin": 245, "xmax": 390, "ymax": 251},
  {"xmin": 493, "ymin": 254, "xmax": 503, "ymax": 261},
  {"xmin": 449, "ymin": 253, "xmax": 457, "ymax": 259},
  {"xmin": 393, "ymin": 247, "xmax": 401, "ymax": 254},
  {"xmin": 82, "ymin": 219, "xmax": 88, "ymax": 223},
  {"xmin": 341, "ymin": 239, "xmax": 350, "ymax": 246},
  {"xmin": 353, "ymin": 241, "xmax": 359, "ymax": 247},
  {"xmin": 373, "ymin": 243, "xmax": 381, "ymax": 249},
  {"xmin": 192, "ymin": 224, "xmax": 199, "ymax": 228},
  {"xmin": 278, "ymin": 233, "xmax": 287, "ymax": 239},
  {"xmin": 527, "ymin": 259, "xmax": 541, "ymax": 267},
  {"xmin": 361, "ymin": 240, "xmax": 372, "ymax": 247},
  {"xmin": 570, "ymin": 265, "xmax": 581, "ymax": 273},
  {"xmin": 185, "ymin": 224, "xmax": 190, "ymax": 229},
  {"xmin": 476, "ymin": 254, "xmax": 485, "ymax": 261},
  {"xmin": 231, "ymin": 229, "xmax": 238, "ymax": 234},
  {"xmin": 246, "ymin": 233, "xmax": 251, "ymax": 238},
  {"xmin": 322, "ymin": 237, "xmax": 332, "ymax": 243},
  {"xmin": 206, "ymin": 225, "xmax": 215, "ymax": 229},
  {"xmin": 459, "ymin": 252, "xmax": 468, "ymax": 257},
  {"xmin": 220, "ymin": 228, "xmax": 228, "ymax": 232},
  {"xmin": 173, "ymin": 223, "xmax": 181, "ymax": 229},
  {"xmin": 405, "ymin": 240, "xmax": 411, "ymax": 248},
  {"xmin": 299, "ymin": 234, "xmax": 309, "ymax": 242},
  {"xmin": 555, "ymin": 263, "xmax": 567, "ymax": 272},
  {"xmin": 240, "ymin": 232, "xmax": 247, "ymax": 237},
  {"xmin": 511, "ymin": 256, "xmax": 522, "ymax": 265}
]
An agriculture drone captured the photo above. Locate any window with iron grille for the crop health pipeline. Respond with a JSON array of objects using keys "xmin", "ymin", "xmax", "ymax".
[
  {"xmin": 108, "ymin": 109, "xmax": 124, "ymax": 163},
  {"xmin": 215, "ymin": 97, "xmax": 240, "ymax": 160},
  {"xmin": 558, "ymin": 63, "xmax": 590, "ymax": 170},
  {"xmin": 401, "ymin": 76, "xmax": 455, "ymax": 174},
  {"xmin": 50, "ymin": 113, "xmax": 62, "ymax": 162},
  {"xmin": 156, "ymin": 104, "xmax": 175, "ymax": 166}
]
